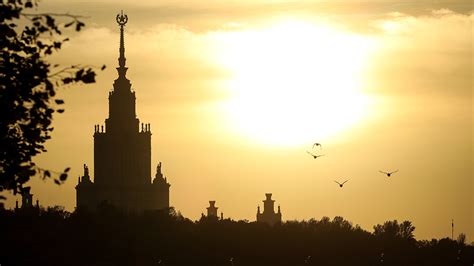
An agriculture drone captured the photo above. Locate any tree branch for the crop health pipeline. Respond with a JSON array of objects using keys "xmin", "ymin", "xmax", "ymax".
[{"xmin": 21, "ymin": 13, "xmax": 89, "ymax": 19}]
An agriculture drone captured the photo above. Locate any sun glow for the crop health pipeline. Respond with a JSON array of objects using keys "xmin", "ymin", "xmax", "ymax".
[{"xmin": 215, "ymin": 20, "xmax": 375, "ymax": 146}]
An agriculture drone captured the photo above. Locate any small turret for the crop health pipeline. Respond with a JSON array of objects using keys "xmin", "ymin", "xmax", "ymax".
[
  {"xmin": 206, "ymin": 201, "xmax": 218, "ymax": 217},
  {"xmin": 21, "ymin": 187, "xmax": 33, "ymax": 209},
  {"xmin": 256, "ymin": 193, "xmax": 282, "ymax": 226},
  {"xmin": 16, "ymin": 187, "xmax": 40, "ymax": 212}
]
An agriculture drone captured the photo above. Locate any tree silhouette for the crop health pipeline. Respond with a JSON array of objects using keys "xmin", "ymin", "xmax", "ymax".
[
  {"xmin": 1, "ymin": 209, "xmax": 472, "ymax": 266},
  {"xmin": 0, "ymin": 0, "xmax": 104, "ymax": 198},
  {"xmin": 373, "ymin": 220, "xmax": 416, "ymax": 241}
]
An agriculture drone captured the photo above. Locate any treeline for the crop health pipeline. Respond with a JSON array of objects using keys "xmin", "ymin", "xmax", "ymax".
[{"xmin": 0, "ymin": 206, "xmax": 472, "ymax": 266}]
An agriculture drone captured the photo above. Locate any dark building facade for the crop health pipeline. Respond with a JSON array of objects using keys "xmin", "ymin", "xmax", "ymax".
[
  {"xmin": 257, "ymin": 193, "xmax": 282, "ymax": 226},
  {"xmin": 76, "ymin": 12, "xmax": 170, "ymax": 212},
  {"xmin": 206, "ymin": 201, "xmax": 218, "ymax": 217}
]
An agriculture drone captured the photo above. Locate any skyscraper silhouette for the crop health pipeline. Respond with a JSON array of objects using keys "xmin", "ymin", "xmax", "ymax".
[{"xmin": 76, "ymin": 12, "xmax": 170, "ymax": 212}]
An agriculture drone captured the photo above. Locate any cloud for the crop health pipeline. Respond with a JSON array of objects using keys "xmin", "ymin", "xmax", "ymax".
[
  {"xmin": 54, "ymin": 23, "xmax": 229, "ymax": 107},
  {"xmin": 50, "ymin": 7, "xmax": 472, "ymax": 120},
  {"xmin": 40, "ymin": 0, "xmax": 473, "ymax": 33},
  {"xmin": 365, "ymin": 9, "xmax": 473, "ymax": 97}
]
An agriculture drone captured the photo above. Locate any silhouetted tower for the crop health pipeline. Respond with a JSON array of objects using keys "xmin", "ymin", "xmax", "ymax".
[
  {"xmin": 15, "ymin": 187, "xmax": 40, "ymax": 212},
  {"xmin": 207, "ymin": 201, "xmax": 218, "ymax": 217},
  {"xmin": 256, "ymin": 193, "xmax": 282, "ymax": 226},
  {"xmin": 21, "ymin": 188, "xmax": 34, "ymax": 209},
  {"xmin": 75, "ymin": 12, "xmax": 170, "ymax": 212}
]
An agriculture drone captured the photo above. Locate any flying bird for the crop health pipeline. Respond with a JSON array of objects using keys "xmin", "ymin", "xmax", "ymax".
[
  {"xmin": 312, "ymin": 142, "xmax": 322, "ymax": 149},
  {"xmin": 334, "ymin": 180, "xmax": 349, "ymax": 187},
  {"xmin": 307, "ymin": 151, "xmax": 325, "ymax": 159},
  {"xmin": 379, "ymin": 170, "xmax": 399, "ymax": 177}
]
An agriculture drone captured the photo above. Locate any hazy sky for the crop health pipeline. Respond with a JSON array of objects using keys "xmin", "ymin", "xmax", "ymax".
[{"xmin": 4, "ymin": 0, "xmax": 472, "ymax": 241}]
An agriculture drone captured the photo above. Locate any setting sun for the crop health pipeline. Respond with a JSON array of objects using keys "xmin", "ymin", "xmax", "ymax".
[{"xmin": 215, "ymin": 20, "xmax": 375, "ymax": 146}]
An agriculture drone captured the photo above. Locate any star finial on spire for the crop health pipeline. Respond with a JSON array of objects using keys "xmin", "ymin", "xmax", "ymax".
[
  {"xmin": 116, "ymin": 10, "xmax": 128, "ymax": 26},
  {"xmin": 116, "ymin": 11, "xmax": 128, "ymax": 78}
]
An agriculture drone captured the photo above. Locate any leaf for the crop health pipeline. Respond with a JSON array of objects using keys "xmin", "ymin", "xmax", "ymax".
[
  {"xmin": 45, "ymin": 170, "xmax": 51, "ymax": 178},
  {"xmin": 64, "ymin": 167, "xmax": 71, "ymax": 173},
  {"xmin": 101, "ymin": 64, "xmax": 106, "ymax": 70},
  {"xmin": 75, "ymin": 69, "xmax": 85, "ymax": 80},
  {"xmin": 57, "ymin": 109, "xmax": 65, "ymax": 113},
  {"xmin": 25, "ymin": 1, "xmax": 33, "ymax": 8},
  {"xmin": 45, "ymin": 15, "xmax": 55, "ymax": 28},
  {"xmin": 80, "ymin": 69, "xmax": 96, "ymax": 84},
  {"xmin": 62, "ymin": 77, "xmax": 73, "ymax": 84},
  {"xmin": 75, "ymin": 21, "xmax": 85, "ymax": 32},
  {"xmin": 54, "ymin": 179, "xmax": 61, "ymax": 185},
  {"xmin": 64, "ymin": 21, "xmax": 74, "ymax": 28},
  {"xmin": 59, "ymin": 173, "xmax": 67, "ymax": 181},
  {"xmin": 45, "ymin": 80, "xmax": 53, "ymax": 90},
  {"xmin": 55, "ymin": 99, "xmax": 64, "ymax": 104}
]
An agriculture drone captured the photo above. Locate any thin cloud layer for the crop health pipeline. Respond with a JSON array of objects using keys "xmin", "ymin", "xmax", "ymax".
[{"xmin": 367, "ymin": 9, "xmax": 473, "ymax": 97}]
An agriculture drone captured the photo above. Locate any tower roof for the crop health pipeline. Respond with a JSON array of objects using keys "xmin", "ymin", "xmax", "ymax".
[{"xmin": 116, "ymin": 10, "xmax": 129, "ymax": 80}]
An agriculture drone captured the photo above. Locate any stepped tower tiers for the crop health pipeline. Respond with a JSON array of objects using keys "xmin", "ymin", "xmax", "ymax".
[
  {"xmin": 256, "ymin": 193, "xmax": 282, "ymax": 226},
  {"xmin": 15, "ymin": 187, "xmax": 40, "ymax": 214},
  {"xmin": 76, "ymin": 12, "xmax": 170, "ymax": 212},
  {"xmin": 206, "ymin": 201, "xmax": 218, "ymax": 218}
]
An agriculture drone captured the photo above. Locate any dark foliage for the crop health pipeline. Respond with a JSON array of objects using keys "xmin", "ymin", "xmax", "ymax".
[
  {"xmin": 0, "ymin": 0, "xmax": 104, "ymax": 196},
  {"xmin": 0, "ymin": 207, "xmax": 472, "ymax": 266}
]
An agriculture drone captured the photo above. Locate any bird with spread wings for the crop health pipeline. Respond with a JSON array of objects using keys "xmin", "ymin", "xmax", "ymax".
[
  {"xmin": 307, "ymin": 151, "xmax": 325, "ymax": 159},
  {"xmin": 334, "ymin": 180, "xmax": 349, "ymax": 187},
  {"xmin": 379, "ymin": 170, "xmax": 399, "ymax": 177}
]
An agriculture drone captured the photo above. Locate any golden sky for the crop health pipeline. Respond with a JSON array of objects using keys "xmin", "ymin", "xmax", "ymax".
[{"xmin": 5, "ymin": 0, "xmax": 473, "ymax": 241}]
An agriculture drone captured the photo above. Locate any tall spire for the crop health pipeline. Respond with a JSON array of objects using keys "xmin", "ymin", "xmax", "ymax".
[{"xmin": 116, "ymin": 10, "xmax": 128, "ymax": 79}]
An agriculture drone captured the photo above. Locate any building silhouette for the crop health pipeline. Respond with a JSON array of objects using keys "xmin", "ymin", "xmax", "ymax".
[
  {"xmin": 15, "ymin": 187, "xmax": 40, "ymax": 212},
  {"xmin": 76, "ymin": 12, "xmax": 170, "ymax": 212},
  {"xmin": 257, "ymin": 193, "xmax": 282, "ymax": 226},
  {"xmin": 206, "ymin": 201, "xmax": 218, "ymax": 217}
]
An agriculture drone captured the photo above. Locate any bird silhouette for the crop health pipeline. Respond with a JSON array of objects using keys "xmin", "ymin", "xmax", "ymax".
[
  {"xmin": 379, "ymin": 170, "xmax": 398, "ymax": 177},
  {"xmin": 312, "ymin": 142, "xmax": 322, "ymax": 149},
  {"xmin": 307, "ymin": 151, "xmax": 325, "ymax": 159},
  {"xmin": 334, "ymin": 180, "xmax": 349, "ymax": 187}
]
